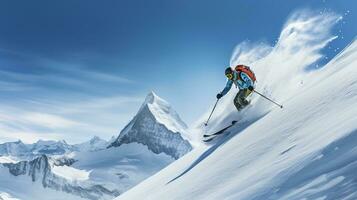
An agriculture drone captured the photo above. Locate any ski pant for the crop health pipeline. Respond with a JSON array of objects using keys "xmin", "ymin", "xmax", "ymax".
[{"xmin": 234, "ymin": 89, "xmax": 252, "ymax": 111}]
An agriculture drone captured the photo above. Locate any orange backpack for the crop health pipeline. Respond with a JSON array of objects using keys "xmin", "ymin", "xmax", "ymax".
[{"xmin": 235, "ymin": 65, "xmax": 256, "ymax": 82}]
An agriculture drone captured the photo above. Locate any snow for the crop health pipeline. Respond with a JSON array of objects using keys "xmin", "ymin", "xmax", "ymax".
[
  {"xmin": 278, "ymin": 175, "xmax": 345, "ymax": 200},
  {"xmin": 0, "ymin": 192, "xmax": 20, "ymax": 200},
  {"xmin": 143, "ymin": 91, "xmax": 189, "ymax": 136},
  {"xmin": 109, "ymin": 91, "xmax": 192, "ymax": 159},
  {"xmin": 72, "ymin": 142, "xmax": 174, "ymax": 191},
  {"xmin": 0, "ymin": 139, "xmax": 76, "ymax": 159},
  {"xmin": 0, "ymin": 140, "xmax": 30, "ymax": 157},
  {"xmin": 115, "ymin": 10, "xmax": 357, "ymax": 200},
  {"xmin": 74, "ymin": 136, "xmax": 108, "ymax": 152},
  {"xmin": 0, "ymin": 136, "xmax": 109, "ymax": 163},
  {"xmin": 0, "ymin": 142, "xmax": 175, "ymax": 199},
  {"xmin": 52, "ymin": 165, "xmax": 91, "ymax": 181},
  {"xmin": 0, "ymin": 156, "xmax": 17, "ymax": 163},
  {"xmin": 30, "ymin": 139, "xmax": 74, "ymax": 155},
  {"xmin": 0, "ymin": 166, "xmax": 83, "ymax": 200}
]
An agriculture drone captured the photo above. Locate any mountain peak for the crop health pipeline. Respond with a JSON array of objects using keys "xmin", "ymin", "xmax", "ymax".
[
  {"xmin": 14, "ymin": 140, "xmax": 24, "ymax": 144},
  {"xmin": 140, "ymin": 91, "xmax": 187, "ymax": 133},
  {"xmin": 142, "ymin": 91, "xmax": 167, "ymax": 106},
  {"xmin": 90, "ymin": 136, "xmax": 101, "ymax": 142},
  {"xmin": 109, "ymin": 92, "xmax": 192, "ymax": 159},
  {"xmin": 74, "ymin": 136, "xmax": 107, "ymax": 152},
  {"xmin": 145, "ymin": 91, "xmax": 157, "ymax": 103}
]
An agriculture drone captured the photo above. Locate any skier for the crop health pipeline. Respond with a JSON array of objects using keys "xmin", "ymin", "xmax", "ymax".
[{"xmin": 216, "ymin": 65, "xmax": 256, "ymax": 111}]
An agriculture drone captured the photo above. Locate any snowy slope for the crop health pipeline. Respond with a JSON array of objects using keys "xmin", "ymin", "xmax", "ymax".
[
  {"xmin": 115, "ymin": 11, "xmax": 357, "ymax": 200},
  {"xmin": 0, "ymin": 192, "xmax": 20, "ymax": 200},
  {"xmin": 72, "ymin": 143, "xmax": 174, "ymax": 193},
  {"xmin": 0, "ymin": 164, "xmax": 84, "ymax": 200},
  {"xmin": 109, "ymin": 92, "xmax": 192, "ymax": 159},
  {"xmin": 0, "ymin": 156, "xmax": 17, "ymax": 163}
]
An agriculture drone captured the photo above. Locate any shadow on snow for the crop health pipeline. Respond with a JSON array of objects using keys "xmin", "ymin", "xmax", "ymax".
[
  {"xmin": 253, "ymin": 129, "xmax": 357, "ymax": 200},
  {"xmin": 167, "ymin": 112, "xmax": 268, "ymax": 185}
]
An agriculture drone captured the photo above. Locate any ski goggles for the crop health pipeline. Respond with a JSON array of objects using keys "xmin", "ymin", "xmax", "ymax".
[{"xmin": 225, "ymin": 73, "xmax": 233, "ymax": 80}]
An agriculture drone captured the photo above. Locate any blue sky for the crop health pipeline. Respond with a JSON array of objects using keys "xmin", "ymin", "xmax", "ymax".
[{"xmin": 0, "ymin": 0, "xmax": 355, "ymax": 143}]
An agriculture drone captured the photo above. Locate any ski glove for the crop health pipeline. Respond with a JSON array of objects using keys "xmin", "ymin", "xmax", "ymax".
[
  {"xmin": 248, "ymin": 86, "xmax": 254, "ymax": 91},
  {"xmin": 216, "ymin": 93, "xmax": 223, "ymax": 99}
]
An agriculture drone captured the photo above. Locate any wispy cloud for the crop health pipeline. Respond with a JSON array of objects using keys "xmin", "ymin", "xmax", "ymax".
[
  {"xmin": 0, "ymin": 68, "xmax": 133, "ymax": 92},
  {"xmin": 0, "ymin": 51, "xmax": 135, "ymax": 97},
  {"xmin": 40, "ymin": 59, "xmax": 135, "ymax": 84},
  {"xmin": 0, "ymin": 80, "xmax": 37, "ymax": 91},
  {"xmin": 22, "ymin": 112, "xmax": 82, "ymax": 129}
]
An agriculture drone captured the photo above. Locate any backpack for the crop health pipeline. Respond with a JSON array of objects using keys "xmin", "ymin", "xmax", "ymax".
[{"xmin": 235, "ymin": 65, "xmax": 256, "ymax": 82}]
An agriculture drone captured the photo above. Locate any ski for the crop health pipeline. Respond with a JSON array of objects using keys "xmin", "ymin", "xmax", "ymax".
[
  {"xmin": 204, "ymin": 120, "xmax": 238, "ymax": 137},
  {"xmin": 202, "ymin": 130, "xmax": 229, "ymax": 142},
  {"xmin": 203, "ymin": 120, "xmax": 238, "ymax": 142},
  {"xmin": 202, "ymin": 136, "xmax": 216, "ymax": 142}
]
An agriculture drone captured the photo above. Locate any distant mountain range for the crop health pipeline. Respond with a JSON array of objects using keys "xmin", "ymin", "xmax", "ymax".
[{"xmin": 0, "ymin": 136, "xmax": 109, "ymax": 159}]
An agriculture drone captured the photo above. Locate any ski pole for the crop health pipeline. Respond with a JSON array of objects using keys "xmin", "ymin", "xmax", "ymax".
[
  {"xmin": 204, "ymin": 99, "xmax": 219, "ymax": 126},
  {"xmin": 253, "ymin": 90, "xmax": 283, "ymax": 109}
]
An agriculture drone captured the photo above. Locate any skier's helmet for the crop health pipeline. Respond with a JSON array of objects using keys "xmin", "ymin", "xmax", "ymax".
[{"xmin": 225, "ymin": 67, "xmax": 233, "ymax": 79}]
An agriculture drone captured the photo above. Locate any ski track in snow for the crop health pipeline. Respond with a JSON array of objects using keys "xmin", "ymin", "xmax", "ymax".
[{"xmin": 115, "ymin": 10, "xmax": 357, "ymax": 200}]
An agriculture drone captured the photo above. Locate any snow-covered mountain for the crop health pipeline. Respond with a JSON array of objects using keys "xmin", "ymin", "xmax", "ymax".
[
  {"xmin": 0, "ymin": 137, "xmax": 110, "ymax": 160},
  {"xmin": 74, "ymin": 136, "xmax": 109, "ymax": 152},
  {"xmin": 0, "ymin": 140, "xmax": 30, "ymax": 157},
  {"xmin": 0, "ymin": 155, "xmax": 119, "ymax": 200},
  {"xmin": 114, "ymin": 12, "xmax": 357, "ymax": 200},
  {"xmin": 109, "ymin": 91, "xmax": 192, "ymax": 159},
  {"xmin": 0, "ymin": 141, "xmax": 175, "ymax": 200},
  {"xmin": 30, "ymin": 140, "xmax": 76, "ymax": 155},
  {"xmin": 0, "ymin": 140, "xmax": 75, "ymax": 159}
]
